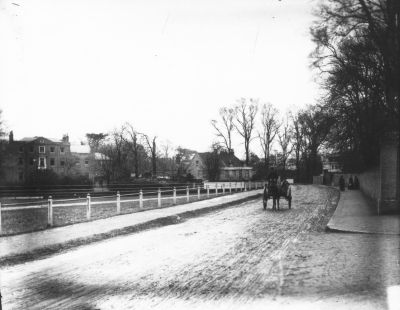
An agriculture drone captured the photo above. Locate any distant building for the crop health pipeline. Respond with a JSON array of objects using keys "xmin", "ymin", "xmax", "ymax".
[
  {"xmin": 0, "ymin": 132, "xmax": 108, "ymax": 185},
  {"xmin": 1, "ymin": 132, "xmax": 72, "ymax": 184},
  {"xmin": 185, "ymin": 150, "xmax": 253, "ymax": 181},
  {"xmin": 321, "ymin": 154, "xmax": 343, "ymax": 173},
  {"xmin": 69, "ymin": 142, "xmax": 109, "ymax": 183}
]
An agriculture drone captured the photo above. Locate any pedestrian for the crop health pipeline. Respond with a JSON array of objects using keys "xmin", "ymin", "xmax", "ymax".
[
  {"xmin": 339, "ymin": 175, "xmax": 345, "ymax": 191},
  {"xmin": 348, "ymin": 175, "xmax": 354, "ymax": 190},
  {"xmin": 354, "ymin": 175, "xmax": 359, "ymax": 189}
]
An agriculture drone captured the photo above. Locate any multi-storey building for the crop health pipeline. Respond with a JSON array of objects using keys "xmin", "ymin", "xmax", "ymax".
[{"xmin": 1, "ymin": 132, "xmax": 73, "ymax": 184}]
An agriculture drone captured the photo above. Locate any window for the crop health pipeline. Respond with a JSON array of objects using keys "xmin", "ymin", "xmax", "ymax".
[
  {"xmin": 84, "ymin": 160, "xmax": 89, "ymax": 166},
  {"xmin": 18, "ymin": 158, "xmax": 23, "ymax": 165},
  {"xmin": 60, "ymin": 160, "xmax": 65, "ymax": 166},
  {"xmin": 60, "ymin": 147, "xmax": 65, "ymax": 154},
  {"xmin": 39, "ymin": 157, "xmax": 45, "ymax": 168},
  {"xmin": 29, "ymin": 158, "xmax": 34, "ymax": 166},
  {"xmin": 18, "ymin": 172, "xmax": 24, "ymax": 181},
  {"xmin": 19, "ymin": 146, "xmax": 24, "ymax": 153},
  {"xmin": 50, "ymin": 146, "xmax": 55, "ymax": 153},
  {"xmin": 29, "ymin": 146, "xmax": 34, "ymax": 153},
  {"xmin": 50, "ymin": 158, "xmax": 55, "ymax": 166},
  {"xmin": 39, "ymin": 146, "xmax": 45, "ymax": 153},
  {"xmin": 195, "ymin": 160, "xmax": 199, "ymax": 166}
]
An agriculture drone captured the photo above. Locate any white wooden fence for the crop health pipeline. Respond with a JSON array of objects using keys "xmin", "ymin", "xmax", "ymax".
[{"xmin": 0, "ymin": 181, "xmax": 264, "ymax": 235}]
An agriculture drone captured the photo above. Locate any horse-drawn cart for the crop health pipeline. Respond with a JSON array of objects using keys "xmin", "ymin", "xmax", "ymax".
[{"xmin": 263, "ymin": 179, "xmax": 292, "ymax": 210}]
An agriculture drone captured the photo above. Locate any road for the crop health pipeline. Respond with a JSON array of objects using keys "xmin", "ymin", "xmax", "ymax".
[{"xmin": 1, "ymin": 185, "xmax": 399, "ymax": 310}]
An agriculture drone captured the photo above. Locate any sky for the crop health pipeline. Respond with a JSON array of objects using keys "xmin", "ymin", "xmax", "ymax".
[{"xmin": 0, "ymin": 0, "xmax": 320, "ymax": 157}]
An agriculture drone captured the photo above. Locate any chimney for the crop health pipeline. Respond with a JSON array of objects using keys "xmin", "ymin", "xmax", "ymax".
[
  {"xmin": 9, "ymin": 131, "xmax": 14, "ymax": 142},
  {"xmin": 62, "ymin": 134, "xmax": 69, "ymax": 143}
]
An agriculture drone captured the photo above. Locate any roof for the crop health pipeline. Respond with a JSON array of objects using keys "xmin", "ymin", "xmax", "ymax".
[
  {"xmin": 198, "ymin": 151, "xmax": 243, "ymax": 168},
  {"xmin": 20, "ymin": 136, "xmax": 62, "ymax": 143}
]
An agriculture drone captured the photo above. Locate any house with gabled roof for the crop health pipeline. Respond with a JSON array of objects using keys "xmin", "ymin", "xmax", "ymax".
[{"xmin": 185, "ymin": 150, "xmax": 253, "ymax": 181}]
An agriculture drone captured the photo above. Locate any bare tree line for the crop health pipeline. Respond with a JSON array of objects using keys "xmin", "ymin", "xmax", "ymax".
[
  {"xmin": 211, "ymin": 99, "xmax": 333, "ymax": 182},
  {"xmin": 86, "ymin": 123, "xmax": 176, "ymax": 183}
]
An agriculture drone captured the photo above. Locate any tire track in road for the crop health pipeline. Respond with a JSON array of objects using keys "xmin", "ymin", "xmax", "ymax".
[
  {"xmin": 0, "ymin": 185, "xmax": 339, "ymax": 309},
  {"xmin": 141, "ymin": 186, "xmax": 339, "ymax": 300}
]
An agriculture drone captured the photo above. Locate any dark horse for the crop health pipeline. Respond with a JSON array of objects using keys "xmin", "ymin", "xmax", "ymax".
[{"xmin": 263, "ymin": 179, "xmax": 292, "ymax": 210}]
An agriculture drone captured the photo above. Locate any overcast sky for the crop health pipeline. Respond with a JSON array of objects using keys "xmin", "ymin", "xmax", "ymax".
[{"xmin": 0, "ymin": 0, "xmax": 319, "ymax": 157}]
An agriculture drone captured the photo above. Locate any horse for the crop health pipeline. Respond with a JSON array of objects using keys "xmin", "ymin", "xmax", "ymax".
[
  {"xmin": 263, "ymin": 179, "xmax": 280, "ymax": 210},
  {"xmin": 263, "ymin": 178, "xmax": 292, "ymax": 210}
]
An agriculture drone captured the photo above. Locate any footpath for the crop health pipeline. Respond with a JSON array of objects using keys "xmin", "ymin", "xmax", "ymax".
[
  {"xmin": 0, "ymin": 190, "xmax": 262, "ymax": 265},
  {"xmin": 327, "ymin": 189, "xmax": 400, "ymax": 235}
]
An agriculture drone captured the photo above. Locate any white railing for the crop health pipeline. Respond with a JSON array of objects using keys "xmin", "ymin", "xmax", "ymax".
[{"xmin": 0, "ymin": 181, "xmax": 264, "ymax": 235}]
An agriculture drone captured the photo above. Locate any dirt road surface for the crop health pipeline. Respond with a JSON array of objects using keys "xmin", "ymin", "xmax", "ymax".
[{"xmin": 1, "ymin": 185, "xmax": 399, "ymax": 310}]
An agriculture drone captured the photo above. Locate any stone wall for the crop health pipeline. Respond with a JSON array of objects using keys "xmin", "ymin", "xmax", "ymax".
[
  {"xmin": 356, "ymin": 167, "xmax": 380, "ymax": 205},
  {"xmin": 378, "ymin": 132, "xmax": 399, "ymax": 213}
]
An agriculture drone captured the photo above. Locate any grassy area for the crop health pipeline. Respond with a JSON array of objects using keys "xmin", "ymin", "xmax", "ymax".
[{"xmin": 0, "ymin": 193, "xmax": 229, "ymax": 235}]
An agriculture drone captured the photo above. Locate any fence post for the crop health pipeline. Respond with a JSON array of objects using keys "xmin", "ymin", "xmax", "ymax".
[
  {"xmin": 223, "ymin": 184, "xmax": 225, "ymax": 194},
  {"xmin": 86, "ymin": 193, "xmax": 91, "ymax": 220},
  {"xmin": 215, "ymin": 184, "xmax": 218, "ymax": 195},
  {"xmin": 207, "ymin": 185, "xmax": 210, "ymax": 197},
  {"xmin": 229, "ymin": 182, "xmax": 232, "ymax": 194},
  {"xmin": 139, "ymin": 190, "xmax": 143, "ymax": 208},
  {"xmin": 186, "ymin": 186, "xmax": 190, "ymax": 202},
  {"xmin": 249, "ymin": 180, "xmax": 251, "ymax": 190},
  {"xmin": 116, "ymin": 191, "xmax": 121, "ymax": 214},
  {"xmin": 0, "ymin": 202, "xmax": 2, "ymax": 235},
  {"xmin": 47, "ymin": 196, "xmax": 53, "ymax": 227},
  {"xmin": 173, "ymin": 187, "xmax": 177, "ymax": 204},
  {"xmin": 158, "ymin": 188, "xmax": 162, "ymax": 208},
  {"xmin": 197, "ymin": 186, "xmax": 200, "ymax": 199}
]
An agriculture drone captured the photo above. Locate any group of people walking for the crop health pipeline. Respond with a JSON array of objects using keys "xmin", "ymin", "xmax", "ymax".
[{"xmin": 339, "ymin": 175, "xmax": 359, "ymax": 191}]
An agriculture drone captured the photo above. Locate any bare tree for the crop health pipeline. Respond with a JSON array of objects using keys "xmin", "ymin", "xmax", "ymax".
[
  {"xmin": 277, "ymin": 114, "xmax": 293, "ymax": 174},
  {"xmin": 141, "ymin": 133, "xmax": 157, "ymax": 178},
  {"xmin": 233, "ymin": 98, "xmax": 258, "ymax": 166},
  {"xmin": 122, "ymin": 123, "xmax": 140, "ymax": 178},
  {"xmin": 211, "ymin": 107, "xmax": 235, "ymax": 152},
  {"xmin": 290, "ymin": 111, "xmax": 306, "ymax": 182},
  {"xmin": 258, "ymin": 103, "xmax": 280, "ymax": 176},
  {"xmin": 158, "ymin": 140, "xmax": 175, "ymax": 177}
]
